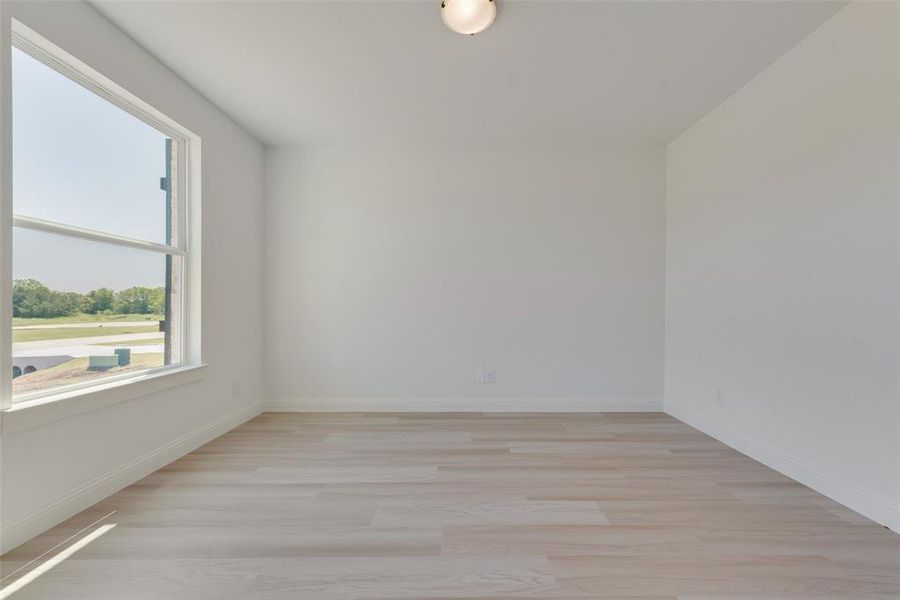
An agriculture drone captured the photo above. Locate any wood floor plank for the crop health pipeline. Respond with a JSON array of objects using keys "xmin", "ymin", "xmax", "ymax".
[
  {"xmin": 2, "ymin": 412, "xmax": 898, "ymax": 599},
  {"xmin": 19, "ymin": 526, "xmax": 444, "ymax": 559},
  {"xmin": 372, "ymin": 499, "xmax": 608, "ymax": 528},
  {"xmin": 549, "ymin": 554, "xmax": 896, "ymax": 598}
]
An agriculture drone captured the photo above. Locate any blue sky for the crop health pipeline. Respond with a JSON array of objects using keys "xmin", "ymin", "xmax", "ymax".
[{"xmin": 12, "ymin": 47, "xmax": 169, "ymax": 293}]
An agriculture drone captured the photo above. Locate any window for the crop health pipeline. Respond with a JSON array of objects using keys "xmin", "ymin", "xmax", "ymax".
[{"xmin": 5, "ymin": 24, "xmax": 199, "ymax": 405}]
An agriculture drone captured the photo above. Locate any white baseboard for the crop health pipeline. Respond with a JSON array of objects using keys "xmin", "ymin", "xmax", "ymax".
[
  {"xmin": 265, "ymin": 397, "xmax": 663, "ymax": 413},
  {"xmin": 666, "ymin": 403, "xmax": 900, "ymax": 534},
  {"xmin": 1, "ymin": 400, "xmax": 263, "ymax": 554}
]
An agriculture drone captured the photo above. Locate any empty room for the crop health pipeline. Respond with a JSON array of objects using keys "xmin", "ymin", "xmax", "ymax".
[{"xmin": 0, "ymin": 0, "xmax": 898, "ymax": 597}]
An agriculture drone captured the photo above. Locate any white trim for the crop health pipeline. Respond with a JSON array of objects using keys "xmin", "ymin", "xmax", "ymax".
[
  {"xmin": 266, "ymin": 397, "xmax": 663, "ymax": 413},
  {"xmin": 2, "ymin": 364, "xmax": 208, "ymax": 434},
  {"xmin": 183, "ymin": 136, "xmax": 202, "ymax": 367},
  {"xmin": 0, "ymin": 400, "xmax": 263, "ymax": 554},
  {"xmin": 11, "ymin": 20, "xmax": 192, "ymax": 144},
  {"xmin": 666, "ymin": 403, "xmax": 900, "ymax": 534},
  {"xmin": 12, "ymin": 215, "xmax": 186, "ymax": 256},
  {"xmin": 0, "ymin": 5, "xmax": 12, "ymax": 411},
  {"xmin": 895, "ymin": 0, "xmax": 900, "ymax": 543}
]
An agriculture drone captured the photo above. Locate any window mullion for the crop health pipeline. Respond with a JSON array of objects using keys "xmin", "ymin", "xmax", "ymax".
[
  {"xmin": 1, "ymin": 5, "xmax": 12, "ymax": 411},
  {"xmin": 12, "ymin": 215, "xmax": 186, "ymax": 256}
]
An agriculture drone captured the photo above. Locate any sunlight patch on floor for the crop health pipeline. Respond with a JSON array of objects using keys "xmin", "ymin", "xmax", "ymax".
[{"xmin": 0, "ymin": 516, "xmax": 117, "ymax": 599}]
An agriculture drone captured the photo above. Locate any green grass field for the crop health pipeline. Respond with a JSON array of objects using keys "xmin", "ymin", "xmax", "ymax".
[
  {"xmin": 13, "ymin": 324, "xmax": 161, "ymax": 343},
  {"xmin": 96, "ymin": 338, "xmax": 163, "ymax": 347},
  {"xmin": 12, "ymin": 313, "xmax": 162, "ymax": 327}
]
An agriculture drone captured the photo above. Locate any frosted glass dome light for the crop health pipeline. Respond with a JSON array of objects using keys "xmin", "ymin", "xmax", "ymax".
[{"xmin": 441, "ymin": 0, "xmax": 496, "ymax": 36}]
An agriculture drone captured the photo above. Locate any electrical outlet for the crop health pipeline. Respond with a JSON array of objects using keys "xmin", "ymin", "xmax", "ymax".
[
  {"xmin": 715, "ymin": 388, "xmax": 725, "ymax": 405},
  {"xmin": 232, "ymin": 379, "xmax": 240, "ymax": 396},
  {"xmin": 477, "ymin": 370, "xmax": 496, "ymax": 384}
]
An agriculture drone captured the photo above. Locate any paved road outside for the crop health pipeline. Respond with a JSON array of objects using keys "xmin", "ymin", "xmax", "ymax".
[
  {"xmin": 15, "ymin": 343, "xmax": 164, "ymax": 358},
  {"xmin": 13, "ymin": 321, "xmax": 160, "ymax": 330},
  {"xmin": 14, "ymin": 332, "xmax": 162, "ymax": 351},
  {"xmin": 13, "ymin": 332, "xmax": 164, "ymax": 359}
]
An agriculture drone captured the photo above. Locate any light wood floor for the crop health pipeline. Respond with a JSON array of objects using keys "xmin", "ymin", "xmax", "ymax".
[{"xmin": 2, "ymin": 412, "xmax": 899, "ymax": 599}]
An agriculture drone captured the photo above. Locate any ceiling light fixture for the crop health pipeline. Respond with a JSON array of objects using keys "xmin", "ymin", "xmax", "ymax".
[{"xmin": 441, "ymin": 0, "xmax": 496, "ymax": 36}]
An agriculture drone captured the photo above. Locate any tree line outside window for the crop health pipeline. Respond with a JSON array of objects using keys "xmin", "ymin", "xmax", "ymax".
[{"xmin": 12, "ymin": 279, "xmax": 165, "ymax": 318}]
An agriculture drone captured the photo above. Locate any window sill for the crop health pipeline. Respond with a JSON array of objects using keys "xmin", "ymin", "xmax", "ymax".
[{"xmin": 1, "ymin": 364, "xmax": 208, "ymax": 435}]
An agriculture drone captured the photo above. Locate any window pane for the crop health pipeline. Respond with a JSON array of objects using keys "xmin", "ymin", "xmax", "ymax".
[
  {"xmin": 12, "ymin": 47, "xmax": 175, "ymax": 245},
  {"xmin": 11, "ymin": 228, "xmax": 182, "ymax": 399}
]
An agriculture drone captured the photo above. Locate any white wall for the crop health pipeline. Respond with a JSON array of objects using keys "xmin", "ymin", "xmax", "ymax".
[
  {"xmin": 665, "ymin": 2, "xmax": 900, "ymax": 531},
  {"xmin": 0, "ymin": 2, "xmax": 265, "ymax": 551},
  {"xmin": 265, "ymin": 145, "xmax": 665, "ymax": 411}
]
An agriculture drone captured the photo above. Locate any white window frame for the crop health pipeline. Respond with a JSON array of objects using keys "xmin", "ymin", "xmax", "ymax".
[{"xmin": 0, "ymin": 19, "xmax": 204, "ymax": 430}]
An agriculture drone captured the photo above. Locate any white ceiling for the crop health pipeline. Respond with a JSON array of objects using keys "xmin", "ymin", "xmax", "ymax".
[{"xmin": 93, "ymin": 0, "xmax": 844, "ymax": 146}]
